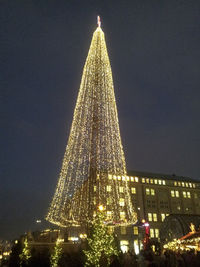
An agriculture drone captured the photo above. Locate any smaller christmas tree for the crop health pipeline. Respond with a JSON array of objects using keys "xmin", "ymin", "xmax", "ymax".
[
  {"xmin": 19, "ymin": 237, "xmax": 31, "ymax": 267},
  {"xmin": 50, "ymin": 238, "xmax": 63, "ymax": 267},
  {"xmin": 84, "ymin": 205, "xmax": 119, "ymax": 267}
]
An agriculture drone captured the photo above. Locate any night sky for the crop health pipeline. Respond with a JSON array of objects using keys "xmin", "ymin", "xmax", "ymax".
[{"xmin": 1, "ymin": 0, "xmax": 200, "ymax": 240}]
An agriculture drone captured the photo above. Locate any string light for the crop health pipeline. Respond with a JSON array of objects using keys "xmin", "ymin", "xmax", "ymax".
[
  {"xmin": 84, "ymin": 210, "xmax": 119, "ymax": 267},
  {"xmin": 98, "ymin": 205, "xmax": 105, "ymax": 211},
  {"xmin": 50, "ymin": 238, "xmax": 63, "ymax": 267},
  {"xmin": 46, "ymin": 19, "xmax": 137, "ymax": 227},
  {"xmin": 163, "ymin": 237, "xmax": 200, "ymax": 251},
  {"xmin": 19, "ymin": 237, "xmax": 31, "ymax": 266}
]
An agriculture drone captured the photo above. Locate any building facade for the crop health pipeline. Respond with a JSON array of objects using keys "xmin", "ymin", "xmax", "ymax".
[
  {"xmin": 113, "ymin": 170, "xmax": 200, "ymax": 252},
  {"xmin": 24, "ymin": 170, "xmax": 200, "ymax": 255}
]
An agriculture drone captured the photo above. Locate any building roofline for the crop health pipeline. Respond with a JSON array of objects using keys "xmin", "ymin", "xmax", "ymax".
[{"xmin": 127, "ymin": 170, "xmax": 199, "ymax": 183}]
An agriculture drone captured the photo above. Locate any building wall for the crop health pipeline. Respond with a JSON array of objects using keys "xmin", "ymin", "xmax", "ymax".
[
  {"xmin": 64, "ymin": 172, "xmax": 200, "ymax": 252},
  {"xmin": 115, "ymin": 173, "xmax": 200, "ymax": 250}
]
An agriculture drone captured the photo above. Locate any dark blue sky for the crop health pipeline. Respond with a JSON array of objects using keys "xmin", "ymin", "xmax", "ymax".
[{"xmin": 1, "ymin": 0, "xmax": 200, "ymax": 240}]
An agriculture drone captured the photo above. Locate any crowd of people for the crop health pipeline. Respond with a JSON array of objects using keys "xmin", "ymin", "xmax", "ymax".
[
  {"xmin": 3, "ymin": 244, "xmax": 200, "ymax": 267},
  {"xmin": 109, "ymin": 249, "xmax": 200, "ymax": 267}
]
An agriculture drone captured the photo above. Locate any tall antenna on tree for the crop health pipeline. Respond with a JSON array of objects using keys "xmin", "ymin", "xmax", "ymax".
[{"xmin": 97, "ymin": 15, "xmax": 101, "ymax": 27}]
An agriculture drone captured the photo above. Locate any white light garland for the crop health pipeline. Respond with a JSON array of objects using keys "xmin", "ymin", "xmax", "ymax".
[{"xmin": 46, "ymin": 23, "xmax": 137, "ymax": 226}]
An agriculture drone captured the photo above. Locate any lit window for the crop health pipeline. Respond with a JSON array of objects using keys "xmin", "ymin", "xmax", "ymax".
[
  {"xmin": 186, "ymin": 183, "xmax": 188, "ymax": 187},
  {"xmin": 120, "ymin": 240, "xmax": 129, "ymax": 253},
  {"xmin": 135, "ymin": 177, "xmax": 138, "ymax": 182},
  {"xmin": 133, "ymin": 226, "xmax": 138, "ymax": 235},
  {"xmin": 142, "ymin": 178, "xmax": 145, "ymax": 183},
  {"xmin": 154, "ymin": 180, "xmax": 158, "ymax": 184},
  {"xmin": 193, "ymin": 184, "xmax": 196, "ymax": 188},
  {"xmin": 153, "ymin": 213, "xmax": 157, "ymax": 222},
  {"xmin": 120, "ymin": 212, "xmax": 125, "ymax": 220},
  {"xmin": 107, "ymin": 211, "xmax": 112, "ymax": 220},
  {"xmin": 118, "ymin": 176, "xmax": 121, "ymax": 181},
  {"xmin": 131, "ymin": 187, "xmax": 136, "ymax": 194},
  {"xmin": 107, "ymin": 198, "xmax": 112, "ymax": 205},
  {"xmin": 177, "ymin": 206, "xmax": 181, "ymax": 210},
  {"xmin": 151, "ymin": 189, "xmax": 155, "ymax": 196},
  {"xmin": 119, "ymin": 186, "xmax": 124, "ymax": 193},
  {"xmin": 108, "ymin": 174, "xmax": 112, "ymax": 180},
  {"xmin": 171, "ymin": 190, "xmax": 175, "ymax": 197},
  {"xmin": 155, "ymin": 229, "xmax": 159, "ymax": 238},
  {"xmin": 119, "ymin": 198, "xmax": 125, "ymax": 206},
  {"xmin": 150, "ymin": 179, "xmax": 153, "ymax": 184},
  {"xmin": 187, "ymin": 192, "xmax": 191, "ymax": 198},
  {"xmin": 146, "ymin": 188, "xmax": 150, "ymax": 195},
  {"xmin": 126, "ymin": 176, "xmax": 130, "ymax": 181},
  {"xmin": 94, "ymin": 186, "xmax": 97, "ymax": 192},
  {"xmin": 175, "ymin": 191, "xmax": 179, "ymax": 197},
  {"xmin": 93, "ymin": 197, "xmax": 96, "ymax": 204},
  {"xmin": 163, "ymin": 180, "xmax": 166, "ymax": 185},
  {"xmin": 161, "ymin": 214, "xmax": 165, "ymax": 222},
  {"xmin": 133, "ymin": 240, "xmax": 139, "ymax": 254},
  {"xmin": 159, "ymin": 180, "xmax": 162, "ymax": 185},
  {"xmin": 121, "ymin": 226, "xmax": 126, "ymax": 235},
  {"xmin": 178, "ymin": 182, "xmax": 181, "ymax": 186},
  {"xmin": 113, "ymin": 175, "xmax": 116, "ymax": 180},
  {"xmin": 183, "ymin": 191, "xmax": 186, "ymax": 198},
  {"xmin": 150, "ymin": 229, "xmax": 154, "ymax": 238},
  {"xmin": 122, "ymin": 176, "xmax": 126, "ymax": 181},
  {"xmin": 146, "ymin": 179, "xmax": 149, "ymax": 183},
  {"xmin": 106, "ymin": 185, "xmax": 111, "ymax": 192},
  {"xmin": 182, "ymin": 182, "xmax": 185, "ymax": 187},
  {"xmin": 189, "ymin": 183, "xmax": 192, "ymax": 188},
  {"xmin": 68, "ymin": 237, "xmax": 79, "ymax": 241},
  {"xmin": 148, "ymin": 213, "xmax": 152, "ymax": 222},
  {"xmin": 174, "ymin": 181, "xmax": 177, "ymax": 186},
  {"xmin": 108, "ymin": 226, "xmax": 114, "ymax": 234},
  {"xmin": 131, "ymin": 177, "xmax": 134, "ymax": 182}
]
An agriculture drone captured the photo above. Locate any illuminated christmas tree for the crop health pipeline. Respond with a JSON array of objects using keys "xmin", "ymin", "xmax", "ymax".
[
  {"xmin": 19, "ymin": 237, "xmax": 31, "ymax": 267},
  {"xmin": 50, "ymin": 238, "xmax": 63, "ymax": 267},
  {"xmin": 84, "ymin": 207, "xmax": 119, "ymax": 267},
  {"xmin": 46, "ymin": 17, "xmax": 137, "ymax": 226}
]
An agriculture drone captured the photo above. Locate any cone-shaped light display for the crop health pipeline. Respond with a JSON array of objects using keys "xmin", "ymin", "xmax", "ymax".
[{"xmin": 46, "ymin": 19, "xmax": 137, "ymax": 226}]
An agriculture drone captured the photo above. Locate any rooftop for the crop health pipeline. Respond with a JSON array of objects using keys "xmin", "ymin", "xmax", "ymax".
[{"xmin": 127, "ymin": 170, "xmax": 199, "ymax": 183}]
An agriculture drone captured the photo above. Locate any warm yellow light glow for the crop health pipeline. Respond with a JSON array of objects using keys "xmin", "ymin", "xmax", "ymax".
[
  {"xmin": 133, "ymin": 226, "xmax": 138, "ymax": 235},
  {"xmin": 131, "ymin": 187, "xmax": 136, "ymax": 194},
  {"xmin": 80, "ymin": 233, "xmax": 87, "ymax": 239},
  {"xmin": 46, "ymin": 22, "xmax": 137, "ymax": 226},
  {"xmin": 134, "ymin": 240, "xmax": 139, "ymax": 255},
  {"xmin": 57, "ymin": 238, "xmax": 64, "ymax": 243},
  {"xmin": 3, "ymin": 252, "xmax": 10, "ymax": 256},
  {"xmin": 120, "ymin": 240, "xmax": 129, "ymax": 253},
  {"xmin": 107, "ymin": 211, "xmax": 112, "ymax": 220},
  {"xmin": 68, "ymin": 237, "xmax": 79, "ymax": 241},
  {"xmin": 119, "ymin": 198, "xmax": 125, "ymax": 206},
  {"xmin": 164, "ymin": 237, "xmax": 200, "ymax": 252},
  {"xmin": 98, "ymin": 205, "xmax": 105, "ymax": 211}
]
